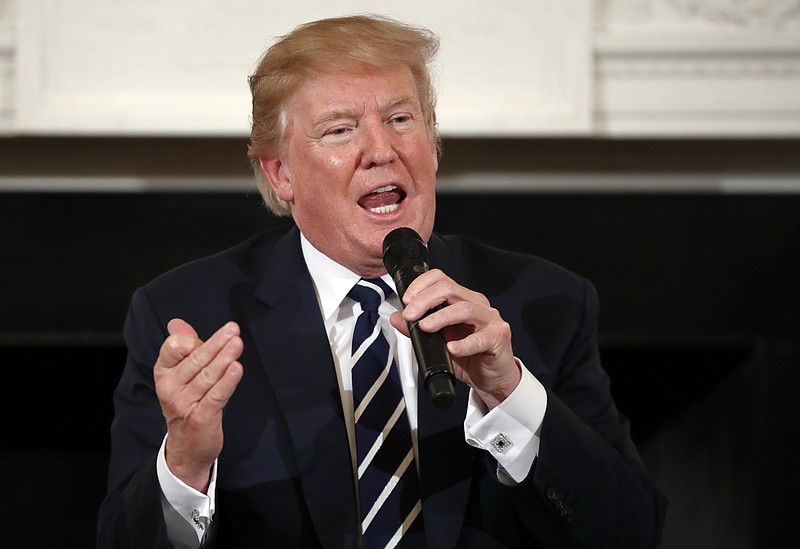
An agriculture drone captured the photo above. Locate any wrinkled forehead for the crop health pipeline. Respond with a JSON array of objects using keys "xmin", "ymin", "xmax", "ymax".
[{"xmin": 282, "ymin": 64, "xmax": 422, "ymax": 125}]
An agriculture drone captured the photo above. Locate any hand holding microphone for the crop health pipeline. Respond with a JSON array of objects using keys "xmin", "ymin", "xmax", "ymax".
[
  {"xmin": 383, "ymin": 227, "xmax": 456, "ymax": 409},
  {"xmin": 383, "ymin": 227, "xmax": 521, "ymax": 411}
]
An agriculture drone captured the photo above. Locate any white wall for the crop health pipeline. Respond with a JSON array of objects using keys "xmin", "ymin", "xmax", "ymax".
[{"xmin": 3, "ymin": 0, "xmax": 799, "ymax": 138}]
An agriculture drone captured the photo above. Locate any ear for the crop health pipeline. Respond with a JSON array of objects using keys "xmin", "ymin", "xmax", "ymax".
[
  {"xmin": 430, "ymin": 140, "xmax": 439, "ymax": 174},
  {"xmin": 259, "ymin": 156, "xmax": 294, "ymax": 202}
]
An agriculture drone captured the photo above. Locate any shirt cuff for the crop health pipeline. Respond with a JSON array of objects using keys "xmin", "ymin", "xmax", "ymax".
[
  {"xmin": 463, "ymin": 361, "xmax": 547, "ymax": 483},
  {"xmin": 156, "ymin": 435, "xmax": 217, "ymax": 547}
]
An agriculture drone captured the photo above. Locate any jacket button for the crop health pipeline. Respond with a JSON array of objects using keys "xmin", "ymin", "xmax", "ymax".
[{"xmin": 546, "ymin": 487, "xmax": 558, "ymax": 501}]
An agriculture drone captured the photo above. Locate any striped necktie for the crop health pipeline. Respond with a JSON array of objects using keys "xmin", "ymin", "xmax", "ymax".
[{"xmin": 348, "ymin": 278, "xmax": 425, "ymax": 548}]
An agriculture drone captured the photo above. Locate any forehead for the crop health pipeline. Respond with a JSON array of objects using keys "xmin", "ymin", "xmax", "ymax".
[{"xmin": 288, "ymin": 65, "xmax": 421, "ymax": 119}]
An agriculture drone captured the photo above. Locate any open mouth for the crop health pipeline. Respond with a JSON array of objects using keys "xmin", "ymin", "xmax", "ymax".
[{"xmin": 357, "ymin": 185, "xmax": 406, "ymax": 214}]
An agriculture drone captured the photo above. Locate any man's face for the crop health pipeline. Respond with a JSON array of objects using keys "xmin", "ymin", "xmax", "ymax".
[{"xmin": 261, "ymin": 64, "xmax": 439, "ymax": 277}]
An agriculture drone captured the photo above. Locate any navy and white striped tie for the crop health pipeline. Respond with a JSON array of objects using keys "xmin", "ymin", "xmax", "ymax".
[{"xmin": 349, "ymin": 278, "xmax": 424, "ymax": 548}]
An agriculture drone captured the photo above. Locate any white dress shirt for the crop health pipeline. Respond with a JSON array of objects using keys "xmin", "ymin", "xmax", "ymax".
[{"xmin": 157, "ymin": 233, "xmax": 547, "ymax": 548}]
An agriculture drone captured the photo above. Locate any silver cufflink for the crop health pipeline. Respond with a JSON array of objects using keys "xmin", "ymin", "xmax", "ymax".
[
  {"xmin": 191, "ymin": 509, "xmax": 205, "ymax": 531},
  {"xmin": 490, "ymin": 433, "xmax": 513, "ymax": 454}
]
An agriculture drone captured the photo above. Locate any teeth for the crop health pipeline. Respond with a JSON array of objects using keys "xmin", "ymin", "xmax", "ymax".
[
  {"xmin": 373, "ymin": 185, "xmax": 397, "ymax": 193},
  {"xmin": 370, "ymin": 204, "xmax": 400, "ymax": 214}
]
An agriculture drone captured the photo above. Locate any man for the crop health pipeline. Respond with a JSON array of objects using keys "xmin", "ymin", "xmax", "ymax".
[{"xmin": 98, "ymin": 15, "xmax": 666, "ymax": 548}]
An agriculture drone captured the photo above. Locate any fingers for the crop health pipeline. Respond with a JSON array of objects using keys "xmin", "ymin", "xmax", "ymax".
[
  {"xmin": 416, "ymin": 298, "xmax": 511, "ymax": 360},
  {"xmin": 444, "ymin": 312, "xmax": 512, "ymax": 359},
  {"xmin": 154, "ymin": 320, "xmax": 244, "ymax": 490},
  {"xmin": 400, "ymin": 269, "xmax": 489, "ymax": 323},
  {"xmin": 155, "ymin": 320, "xmax": 244, "ymax": 417},
  {"xmin": 399, "ymin": 270, "xmax": 490, "ymax": 330},
  {"xmin": 184, "ymin": 333, "xmax": 243, "ymax": 404},
  {"xmin": 201, "ymin": 355, "xmax": 244, "ymax": 408},
  {"xmin": 395, "ymin": 269, "xmax": 509, "ymax": 358},
  {"xmin": 397, "ymin": 270, "xmax": 517, "ymax": 388},
  {"xmin": 417, "ymin": 299, "xmax": 493, "ymax": 336},
  {"xmin": 157, "ymin": 321, "xmax": 241, "ymax": 386}
]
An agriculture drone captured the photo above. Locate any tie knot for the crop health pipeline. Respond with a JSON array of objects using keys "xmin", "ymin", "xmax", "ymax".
[{"xmin": 348, "ymin": 278, "xmax": 393, "ymax": 313}]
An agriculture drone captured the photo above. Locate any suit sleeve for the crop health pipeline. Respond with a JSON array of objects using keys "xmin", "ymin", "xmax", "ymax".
[
  {"xmin": 504, "ymin": 278, "xmax": 668, "ymax": 548},
  {"xmin": 97, "ymin": 287, "xmax": 174, "ymax": 548}
]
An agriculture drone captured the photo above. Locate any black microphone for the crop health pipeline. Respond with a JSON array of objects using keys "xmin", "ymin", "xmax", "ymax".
[{"xmin": 383, "ymin": 227, "xmax": 456, "ymax": 409}]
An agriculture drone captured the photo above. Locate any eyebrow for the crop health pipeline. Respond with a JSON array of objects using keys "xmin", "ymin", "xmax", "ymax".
[
  {"xmin": 383, "ymin": 94, "xmax": 419, "ymax": 112},
  {"xmin": 310, "ymin": 94, "xmax": 420, "ymax": 133},
  {"xmin": 311, "ymin": 108, "xmax": 362, "ymax": 134}
]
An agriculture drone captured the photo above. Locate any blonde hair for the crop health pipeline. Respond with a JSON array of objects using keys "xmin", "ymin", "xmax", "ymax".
[{"xmin": 247, "ymin": 15, "xmax": 441, "ymax": 216}]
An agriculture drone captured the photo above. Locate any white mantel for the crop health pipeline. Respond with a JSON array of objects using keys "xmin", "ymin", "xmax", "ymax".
[{"xmin": 1, "ymin": 0, "xmax": 798, "ymax": 137}]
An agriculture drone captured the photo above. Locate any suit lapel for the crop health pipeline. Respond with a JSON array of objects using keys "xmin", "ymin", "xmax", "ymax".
[{"xmin": 246, "ymin": 227, "xmax": 359, "ymax": 546}]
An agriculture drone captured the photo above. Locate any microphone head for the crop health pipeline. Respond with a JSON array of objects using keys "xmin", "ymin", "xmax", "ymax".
[{"xmin": 382, "ymin": 227, "xmax": 428, "ymax": 276}]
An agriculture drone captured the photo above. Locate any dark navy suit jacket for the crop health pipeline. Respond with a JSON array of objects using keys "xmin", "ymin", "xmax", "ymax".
[{"xmin": 98, "ymin": 225, "xmax": 666, "ymax": 548}]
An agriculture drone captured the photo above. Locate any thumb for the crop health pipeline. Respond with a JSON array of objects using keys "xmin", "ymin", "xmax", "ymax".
[
  {"xmin": 167, "ymin": 318, "xmax": 199, "ymax": 338},
  {"xmin": 389, "ymin": 311, "xmax": 410, "ymax": 338}
]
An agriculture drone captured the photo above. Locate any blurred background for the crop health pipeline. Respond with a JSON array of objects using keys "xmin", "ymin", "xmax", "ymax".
[{"xmin": 1, "ymin": 1, "xmax": 798, "ymax": 547}]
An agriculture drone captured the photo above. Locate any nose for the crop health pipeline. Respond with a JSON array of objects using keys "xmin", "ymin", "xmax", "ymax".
[{"xmin": 359, "ymin": 122, "xmax": 398, "ymax": 169}]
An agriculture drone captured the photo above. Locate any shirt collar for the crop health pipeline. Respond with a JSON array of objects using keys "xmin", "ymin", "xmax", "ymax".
[{"xmin": 300, "ymin": 233, "xmax": 395, "ymax": 323}]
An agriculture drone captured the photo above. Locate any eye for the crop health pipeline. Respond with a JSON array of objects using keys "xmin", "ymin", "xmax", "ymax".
[
  {"xmin": 325, "ymin": 126, "xmax": 350, "ymax": 136},
  {"xmin": 391, "ymin": 114, "xmax": 411, "ymax": 125},
  {"xmin": 320, "ymin": 125, "xmax": 355, "ymax": 142}
]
